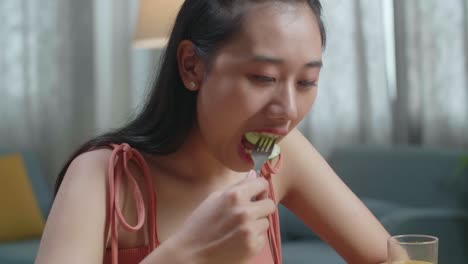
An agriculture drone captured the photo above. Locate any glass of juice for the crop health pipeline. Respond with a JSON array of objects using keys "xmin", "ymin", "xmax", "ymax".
[{"xmin": 388, "ymin": 234, "xmax": 438, "ymax": 264}]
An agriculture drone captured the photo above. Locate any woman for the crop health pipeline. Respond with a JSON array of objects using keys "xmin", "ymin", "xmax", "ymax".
[{"xmin": 36, "ymin": 0, "xmax": 390, "ymax": 263}]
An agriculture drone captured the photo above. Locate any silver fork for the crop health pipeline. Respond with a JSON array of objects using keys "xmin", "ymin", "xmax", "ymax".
[{"xmin": 251, "ymin": 136, "xmax": 277, "ymax": 175}]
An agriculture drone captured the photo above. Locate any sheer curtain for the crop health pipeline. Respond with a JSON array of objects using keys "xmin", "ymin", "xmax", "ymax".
[
  {"xmin": 393, "ymin": 0, "xmax": 468, "ymax": 147},
  {"xmin": 0, "ymin": 0, "xmax": 95, "ymax": 184},
  {"xmin": 301, "ymin": 0, "xmax": 394, "ymax": 156},
  {"xmin": 0, "ymin": 0, "xmax": 150, "ymax": 185},
  {"xmin": 301, "ymin": 0, "xmax": 468, "ymax": 156}
]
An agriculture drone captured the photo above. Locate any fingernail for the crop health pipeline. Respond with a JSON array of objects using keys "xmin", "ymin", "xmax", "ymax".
[{"xmin": 247, "ymin": 170, "xmax": 256, "ymax": 179}]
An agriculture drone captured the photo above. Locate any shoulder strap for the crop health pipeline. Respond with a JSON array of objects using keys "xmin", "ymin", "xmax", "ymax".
[
  {"xmin": 104, "ymin": 143, "xmax": 158, "ymax": 264},
  {"xmin": 262, "ymin": 154, "xmax": 283, "ymax": 264}
]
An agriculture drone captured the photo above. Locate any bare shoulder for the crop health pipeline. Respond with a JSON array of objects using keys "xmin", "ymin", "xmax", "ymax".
[
  {"xmin": 36, "ymin": 148, "xmax": 113, "ymax": 264},
  {"xmin": 59, "ymin": 148, "xmax": 113, "ymax": 190},
  {"xmin": 55, "ymin": 148, "xmax": 113, "ymax": 203}
]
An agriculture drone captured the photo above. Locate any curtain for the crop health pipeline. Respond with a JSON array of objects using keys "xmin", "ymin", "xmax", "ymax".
[
  {"xmin": 301, "ymin": 0, "xmax": 394, "ymax": 156},
  {"xmin": 0, "ymin": 0, "xmax": 95, "ymax": 185},
  {"xmin": 301, "ymin": 0, "xmax": 468, "ymax": 156},
  {"xmin": 393, "ymin": 0, "xmax": 468, "ymax": 147},
  {"xmin": 0, "ymin": 0, "xmax": 150, "ymax": 185}
]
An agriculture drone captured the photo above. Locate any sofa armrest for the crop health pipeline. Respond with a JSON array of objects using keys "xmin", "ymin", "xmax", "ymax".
[{"xmin": 380, "ymin": 207, "xmax": 468, "ymax": 230}]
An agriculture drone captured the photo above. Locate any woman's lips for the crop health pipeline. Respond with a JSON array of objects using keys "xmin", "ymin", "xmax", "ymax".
[{"xmin": 241, "ymin": 136, "xmax": 254, "ymax": 151}]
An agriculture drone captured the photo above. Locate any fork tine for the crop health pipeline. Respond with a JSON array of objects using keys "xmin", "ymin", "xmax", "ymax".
[
  {"xmin": 254, "ymin": 136, "xmax": 275, "ymax": 153},
  {"xmin": 251, "ymin": 136, "xmax": 277, "ymax": 174},
  {"xmin": 266, "ymin": 137, "xmax": 275, "ymax": 152},
  {"xmin": 254, "ymin": 136, "xmax": 266, "ymax": 150},
  {"xmin": 262, "ymin": 138, "xmax": 273, "ymax": 152},
  {"xmin": 258, "ymin": 137, "xmax": 267, "ymax": 151}
]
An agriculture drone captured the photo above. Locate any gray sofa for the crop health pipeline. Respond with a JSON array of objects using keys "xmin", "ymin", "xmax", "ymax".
[{"xmin": 280, "ymin": 145, "xmax": 468, "ymax": 264}]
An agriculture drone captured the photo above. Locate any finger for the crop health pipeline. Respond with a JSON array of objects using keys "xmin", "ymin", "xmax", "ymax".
[
  {"xmin": 253, "ymin": 218, "xmax": 270, "ymax": 234},
  {"xmin": 224, "ymin": 170, "xmax": 256, "ymax": 191},
  {"xmin": 254, "ymin": 181, "xmax": 269, "ymax": 200},
  {"xmin": 251, "ymin": 218, "xmax": 270, "ymax": 251},
  {"xmin": 245, "ymin": 170, "xmax": 257, "ymax": 180},
  {"xmin": 230, "ymin": 177, "xmax": 269, "ymax": 202},
  {"xmin": 245, "ymin": 170, "xmax": 268, "ymax": 201},
  {"xmin": 211, "ymin": 170, "xmax": 255, "ymax": 199},
  {"xmin": 249, "ymin": 198, "xmax": 276, "ymax": 219}
]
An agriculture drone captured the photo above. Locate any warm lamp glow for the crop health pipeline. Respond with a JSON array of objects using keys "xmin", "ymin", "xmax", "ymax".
[{"xmin": 133, "ymin": 0, "xmax": 184, "ymax": 49}]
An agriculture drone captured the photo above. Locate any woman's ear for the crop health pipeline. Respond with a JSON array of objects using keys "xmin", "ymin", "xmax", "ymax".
[{"xmin": 177, "ymin": 40, "xmax": 205, "ymax": 91}]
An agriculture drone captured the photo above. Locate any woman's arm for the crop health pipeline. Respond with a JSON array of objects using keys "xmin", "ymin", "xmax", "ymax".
[
  {"xmin": 278, "ymin": 129, "xmax": 389, "ymax": 264},
  {"xmin": 35, "ymin": 150, "xmax": 110, "ymax": 264}
]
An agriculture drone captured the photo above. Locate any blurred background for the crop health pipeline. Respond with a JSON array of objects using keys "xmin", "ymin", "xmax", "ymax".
[{"xmin": 0, "ymin": 0, "xmax": 467, "ymax": 263}]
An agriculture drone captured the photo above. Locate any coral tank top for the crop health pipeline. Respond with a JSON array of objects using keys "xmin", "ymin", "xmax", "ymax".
[{"xmin": 102, "ymin": 143, "xmax": 282, "ymax": 264}]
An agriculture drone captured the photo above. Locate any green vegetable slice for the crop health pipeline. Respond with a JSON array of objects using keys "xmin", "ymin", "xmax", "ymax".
[{"xmin": 244, "ymin": 132, "xmax": 281, "ymax": 160}]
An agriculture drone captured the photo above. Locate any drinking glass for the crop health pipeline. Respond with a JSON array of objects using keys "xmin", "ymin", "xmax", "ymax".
[{"xmin": 387, "ymin": 234, "xmax": 438, "ymax": 264}]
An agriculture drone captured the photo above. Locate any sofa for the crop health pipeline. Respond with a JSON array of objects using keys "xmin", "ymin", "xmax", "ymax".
[
  {"xmin": 279, "ymin": 145, "xmax": 468, "ymax": 264},
  {"xmin": 0, "ymin": 151, "xmax": 52, "ymax": 264}
]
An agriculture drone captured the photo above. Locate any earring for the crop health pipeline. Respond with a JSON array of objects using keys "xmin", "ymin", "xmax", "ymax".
[{"xmin": 188, "ymin": 82, "xmax": 196, "ymax": 90}]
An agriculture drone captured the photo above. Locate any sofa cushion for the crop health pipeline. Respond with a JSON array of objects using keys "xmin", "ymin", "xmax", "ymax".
[
  {"xmin": 328, "ymin": 145, "xmax": 468, "ymax": 208},
  {"xmin": 282, "ymin": 241, "xmax": 345, "ymax": 264},
  {"xmin": 0, "ymin": 239, "xmax": 40, "ymax": 264},
  {"xmin": 19, "ymin": 152, "xmax": 52, "ymax": 218},
  {"xmin": 361, "ymin": 198, "xmax": 404, "ymax": 220},
  {"xmin": 0, "ymin": 154, "xmax": 45, "ymax": 241}
]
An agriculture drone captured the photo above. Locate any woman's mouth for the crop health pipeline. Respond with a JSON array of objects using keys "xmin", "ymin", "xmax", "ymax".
[
  {"xmin": 241, "ymin": 136, "xmax": 254, "ymax": 154},
  {"xmin": 240, "ymin": 132, "xmax": 281, "ymax": 160}
]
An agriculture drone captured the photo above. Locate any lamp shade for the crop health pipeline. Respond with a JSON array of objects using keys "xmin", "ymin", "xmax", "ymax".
[{"xmin": 133, "ymin": 0, "xmax": 184, "ymax": 49}]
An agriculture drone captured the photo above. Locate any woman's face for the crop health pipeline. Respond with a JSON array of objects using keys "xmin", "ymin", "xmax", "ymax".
[{"xmin": 195, "ymin": 2, "xmax": 323, "ymax": 171}]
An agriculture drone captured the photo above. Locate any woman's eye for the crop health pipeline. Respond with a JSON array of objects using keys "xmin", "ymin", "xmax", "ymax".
[
  {"xmin": 298, "ymin": 80, "xmax": 317, "ymax": 88},
  {"xmin": 250, "ymin": 75, "xmax": 276, "ymax": 83}
]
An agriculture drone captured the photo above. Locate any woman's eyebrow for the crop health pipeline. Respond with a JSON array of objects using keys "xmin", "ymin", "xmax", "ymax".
[{"xmin": 251, "ymin": 54, "xmax": 323, "ymax": 68}]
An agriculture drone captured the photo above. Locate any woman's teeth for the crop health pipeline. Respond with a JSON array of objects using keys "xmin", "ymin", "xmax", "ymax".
[{"xmin": 241, "ymin": 137, "xmax": 253, "ymax": 154}]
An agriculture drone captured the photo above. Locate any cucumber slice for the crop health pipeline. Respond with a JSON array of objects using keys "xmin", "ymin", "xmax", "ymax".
[
  {"xmin": 244, "ymin": 132, "xmax": 260, "ymax": 145},
  {"xmin": 244, "ymin": 132, "xmax": 281, "ymax": 160},
  {"xmin": 268, "ymin": 144, "xmax": 281, "ymax": 160}
]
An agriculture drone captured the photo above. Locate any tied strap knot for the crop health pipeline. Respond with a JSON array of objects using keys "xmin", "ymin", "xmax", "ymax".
[
  {"xmin": 261, "ymin": 154, "xmax": 283, "ymax": 179},
  {"xmin": 106, "ymin": 144, "xmax": 158, "ymax": 264},
  {"xmin": 120, "ymin": 143, "xmax": 132, "ymax": 156}
]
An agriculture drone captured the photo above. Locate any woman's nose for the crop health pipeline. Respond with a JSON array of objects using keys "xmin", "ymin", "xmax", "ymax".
[{"xmin": 266, "ymin": 83, "xmax": 299, "ymax": 121}]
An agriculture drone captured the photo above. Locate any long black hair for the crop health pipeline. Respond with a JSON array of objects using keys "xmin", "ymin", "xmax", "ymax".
[{"xmin": 54, "ymin": 0, "xmax": 327, "ymax": 195}]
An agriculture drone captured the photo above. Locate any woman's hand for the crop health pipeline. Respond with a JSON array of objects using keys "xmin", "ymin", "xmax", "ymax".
[{"xmin": 161, "ymin": 170, "xmax": 276, "ymax": 264}]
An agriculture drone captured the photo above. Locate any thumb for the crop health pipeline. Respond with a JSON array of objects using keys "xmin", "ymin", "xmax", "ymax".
[{"xmin": 245, "ymin": 170, "xmax": 257, "ymax": 180}]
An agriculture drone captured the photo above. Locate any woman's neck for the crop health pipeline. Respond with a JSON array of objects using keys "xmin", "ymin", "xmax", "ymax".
[{"xmin": 148, "ymin": 128, "xmax": 239, "ymax": 186}]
